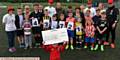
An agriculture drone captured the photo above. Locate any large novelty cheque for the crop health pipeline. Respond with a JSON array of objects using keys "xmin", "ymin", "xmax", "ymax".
[
  {"xmin": 42, "ymin": 28, "xmax": 69, "ymax": 45},
  {"xmin": 32, "ymin": 18, "xmax": 39, "ymax": 27},
  {"xmin": 43, "ymin": 19, "xmax": 50, "ymax": 28}
]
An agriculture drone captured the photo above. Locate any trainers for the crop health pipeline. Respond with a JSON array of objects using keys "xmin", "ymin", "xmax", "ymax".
[
  {"xmin": 34, "ymin": 45, "xmax": 38, "ymax": 48},
  {"xmin": 70, "ymin": 45, "xmax": 74, "ymax": 50},
  {"xmin": 104, "ymin": 42, "xmax": 109, "ymax": 45},
  {"xmin": 9, "ymin": 48, "xmax": 15, "ymax": 53},
  {"xmin": 34, "ymin": 43, "xmax": 39, "ymax": 48},
  {"xmin": 76, "ymin": 46, "xmax": 81, "ymax": 49},
  {"xmin": 65, "ymin": 45, "xmax": 69, "ymax": 49},
  {"xmin": 24, "ymin": 47, "xmax": 28, "ymax": 50},
  {"xmin": 94, "ymin": 44, "xmax": 99, "ymax": 51},
  {"xmin": 110, "ymin": 43, "xmax": 115, "ymax": 49},
  {"xmin": 84, "ymin": 46, "xmax": 87, "ymax": 49},
  {"xmin": 36, "ymin": 43, "xmax": 40, "ymax": 46},
  {"xmin": 30, "ymin": 46, "xmax": 32, "ymax": 49},
  {"xmin": 19, "ymin": 44, "xmax": 23, "ymax": 48},
  {"xmin": 91, "ymin": 47, "xmax": 94, "ymax": 51},
  {"xmin": 20, "ymin": 44, "xmax": 25, "ymax": 48},
  {"xmin": 100, "ymin": 45, "xmax": 104, "ymax": 51},
  {"xmin": 12, "ymin": 47, "xmax": 16, "ymax": 52}
]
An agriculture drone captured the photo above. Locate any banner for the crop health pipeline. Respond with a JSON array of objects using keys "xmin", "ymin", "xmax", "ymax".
[
  {"xmin": 42, "ymin": 28, "xmax": 69, "ymax": 45},
  {"xmin": 0, "ymin": 57, "xmax": 40, "ymax": 60}
]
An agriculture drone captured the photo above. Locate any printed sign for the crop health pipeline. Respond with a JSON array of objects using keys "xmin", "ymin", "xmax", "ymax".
[
  {"xmin": 32, "ymin": 18, "xmax": 39, "ymax": 27},
  {"xmin": 43, "ymin": 19, "xmax": 50, "ymax": 28}
]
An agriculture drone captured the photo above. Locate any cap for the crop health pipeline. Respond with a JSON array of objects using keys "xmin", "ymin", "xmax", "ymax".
[
  {"xmin": 7, "ymin": 5, "xmax": 14, "ymax": 11},
  {"xmin": 48, "ymin": 0, "xmax": 54, "ymax": 4},
  {"xmin": 108, "ymin": 0, "xmax": 114, "ymax": 4}
]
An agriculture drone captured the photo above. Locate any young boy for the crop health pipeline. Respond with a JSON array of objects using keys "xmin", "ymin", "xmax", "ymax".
[
  {"xmin": 50, "ymin": 14, "xmax": 58, "ymax": 29},
  {"xmin": 92, "ymin": 9, "xmax": 101, "ymax": 47},
  {"xmin": 84, "ymin": 20, "xmax": 95, "ymax": 51},
  {"xmin": 94, "ymin": 12, "xmax": 108, "ymax": 51},
  {"xmin": 75, "ymin": 17, "xmax": 83, "ymax": 49},
  {"xmin": 15, "ymin": 8, "xmax": 24, "ymax": 48},
  {"xmin": 65, "ymin": 12, "xmax": 75, "ymax": 50},
  {"xmin": 30, "ymin": 4, "xmax": 42, "ymax": 48},
  {"xmin": 58, "ymin": 13, "xmax": 66, "ymax": 28},
  {"xmin": 23, "ymin": 15, "xmax": 32, "ymax": 49},
  {"xmin": 42, "ymin": 9, "xmax": 51, "ymax": 30}
]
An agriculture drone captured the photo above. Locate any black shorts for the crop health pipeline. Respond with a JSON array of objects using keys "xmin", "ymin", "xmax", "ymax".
[
  {"xmin": 32, "ymin": 27, "xmax": 41, "ymax": 34},
  {"xmin": 96, "ymin": 32, "xmax": 107, "ymax": 40},
  {"xmin": 16, "ymin": 29, "xmax": 24, "ymax": 36}
]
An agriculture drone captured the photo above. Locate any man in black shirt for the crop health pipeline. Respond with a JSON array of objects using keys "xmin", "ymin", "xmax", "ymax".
[{"xmin": 106, "ymin": 1, "xmax": 119, "ymax": 48}]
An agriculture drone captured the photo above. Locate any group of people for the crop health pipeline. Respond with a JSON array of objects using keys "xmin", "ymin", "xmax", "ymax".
[{"xmin": 2, "ymin": 0, "xmax": 119, "ymax": 55}]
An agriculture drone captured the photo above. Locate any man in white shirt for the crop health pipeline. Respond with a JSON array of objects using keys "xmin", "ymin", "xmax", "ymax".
[
  {"xmin": 84, "ymin": 3, "xmax": 96, "ymax": 17},
  {"xmin": 44, "ymin": 0, "xmax": 56, "ymax": 17},
  {"xmin": 2, "ymin": 6, "xmax": 16, "ymax": 53}
]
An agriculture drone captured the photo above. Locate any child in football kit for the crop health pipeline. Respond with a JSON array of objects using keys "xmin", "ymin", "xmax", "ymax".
[
  {"xmin": 65, "ymin": 12, "xmax": 76, "ymax": 50},
  {"xmin": 94, "ymin": 12, "xmax": 108, "ymax": 51},
  {"xmin": 50, "ymin": 14, "xmax": 58, "ymax": 29},
  {"xmin": 84, "ymin": 20, "xmax": 95, "ymax": 50},
  {"xmin": 85, "ymin": 10, "xmax": 94, "ymax": 26},
  {"xmin": 75, "ymin": 17, "xmax": 83, "ymax": 49},
  {"xmin": 22, "ymin": 15, "xmax": 32, "ymax": 49},
  {"xmin": 58, "ymin": 13, "xmax": 66, "ymax": 28},
  {"xmin": 42, "ymin": 9, "xmax": 51, "ymax": 30},
  {"xmin": 43, "ymin": 42, "xmax": 66, "ymax": 60}
]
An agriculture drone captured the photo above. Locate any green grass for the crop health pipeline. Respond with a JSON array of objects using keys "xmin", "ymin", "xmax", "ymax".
[{"xmin": 0, "ymin": 3, "xmax": 120, "ymax": 60}]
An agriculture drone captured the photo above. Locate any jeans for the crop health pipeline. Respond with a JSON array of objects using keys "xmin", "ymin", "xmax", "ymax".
[
  {"xmin": 6, "ymin": 31, "xmax": 15, "ymax": 48},
  {"xmin": 24, "ymin": 35, "xmax": 32, "ymax": 47}
]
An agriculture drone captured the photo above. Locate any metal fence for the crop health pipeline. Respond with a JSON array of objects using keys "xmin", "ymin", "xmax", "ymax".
[{"xmin": 0, "ymin": 0, "xmax": 108, "ymax": 3}]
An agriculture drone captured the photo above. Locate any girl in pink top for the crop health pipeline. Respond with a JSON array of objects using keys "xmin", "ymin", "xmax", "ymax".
[{"xmin": 84, "ymin": 20, "xmax": 95, "ymax": 50}]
